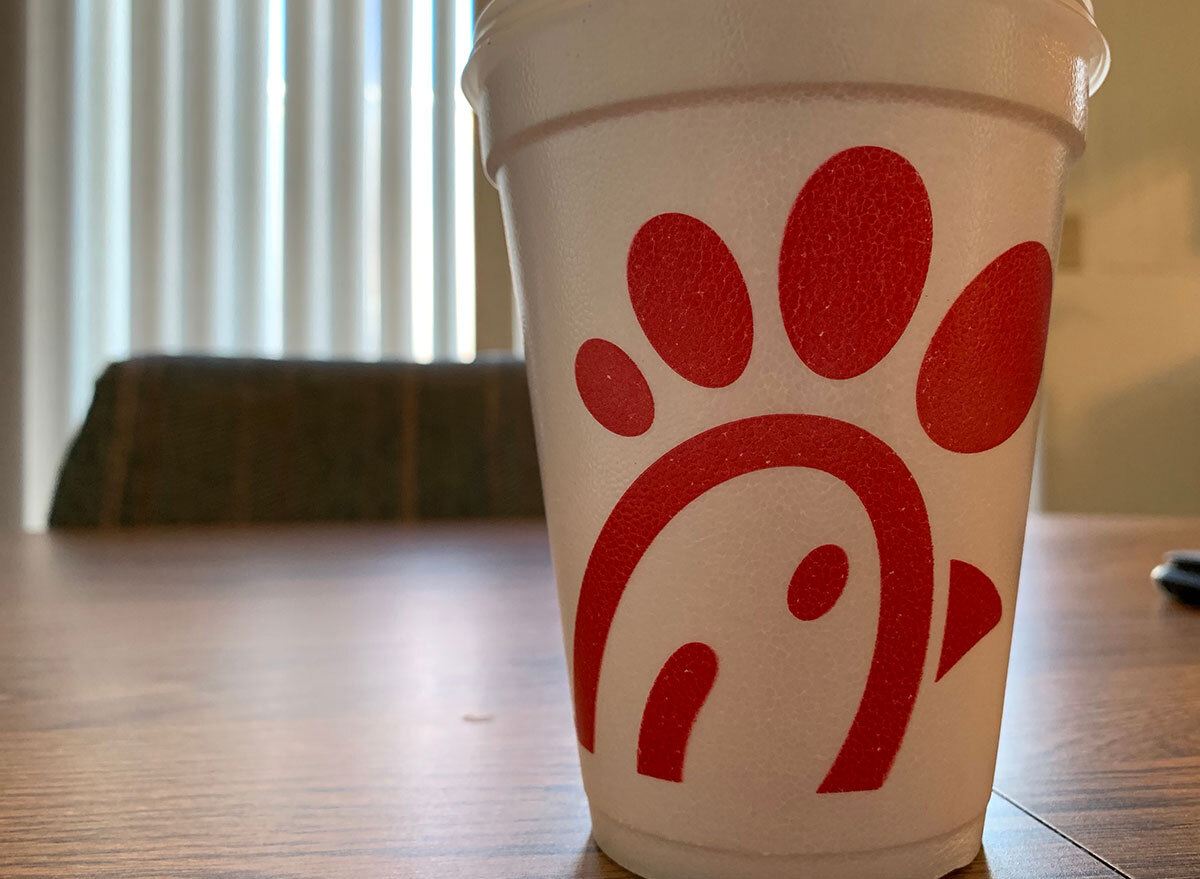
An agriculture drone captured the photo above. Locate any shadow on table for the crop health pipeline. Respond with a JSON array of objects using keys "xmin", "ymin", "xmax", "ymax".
[
  {"xmin": 951, "ymin": 848, "xmax": 994, "ymax": 877},
  {"xmin": 570, "ymin": 838, "xmax": 634, "ymax": 878},
  {"xmin": 571, "ymin": 838, "xmax": 994, "ymax": 878}
]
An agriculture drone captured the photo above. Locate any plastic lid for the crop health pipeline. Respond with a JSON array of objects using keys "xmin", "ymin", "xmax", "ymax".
[
  {"xmin": 477, "ymin": 0, "xmax": 1099, "ymax": 21},
  {"xmin": 465, "ymin": 0, "xmax": 1111, "ymax": 180},
  {"xmin": 1058, "ymin": 0, "xmax": 1110, "ymax": 92},
  {"xmin": 471, "ymin": 0, "xmax": 1109, "ymax": 95}
]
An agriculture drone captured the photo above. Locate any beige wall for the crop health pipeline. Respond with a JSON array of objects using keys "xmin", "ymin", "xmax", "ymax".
[
  {"xmin": 1041, "ymin": 1, "xmax": 1200, "ymax": 513},
  {"xmin": 472, "ymin": 0, "xmax": 515, "ymax": 355},
  {"xmin": 474, "ymin": 122, "xmax": 515, "ymax": 354},
  {"xmin": 470, "ymin": 2, "xmax": 1200, "ymax": 514}
]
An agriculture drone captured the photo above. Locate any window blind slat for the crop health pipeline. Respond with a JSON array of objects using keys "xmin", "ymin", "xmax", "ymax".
[
  {"xmin": 432, "ymin": 0, "xmax": 456, "ymax": 360},
  {"xmin": 70, "ymin": 0, "xmax": 96, "ymax": 418},
  {"xmin": 283, "ymin": 0, "xmax": 331, "ymax": 356},
  {"xmin": 181, "ymin": 0, "xmax": 237, "ymax": 351},
  {"xmin": 180, "ymin": 0, "xmax": 214, "ymax": 350},
  {"xmin": 131, "ymin": 0, "xmax": 183, "ymax": 353},
  {"xmin": 380, "ymin": 0, "xmax": 413, "ymax": 359},
  {"xmin": 453, "ymin": 0, "xmax": 476, "ymax": 362},
  {"xmin": 328, "ymin": 0, "xmax": 365, "ymax": 358},
  {"xmin": 24, "ymin": 0, "xmax": 78, "ymax": 529},
  {"xmin": 234, "ymin": 0, "xmax": 270, "ymax": 354},
  {"xmin": 100, "ymin": 0, "xmax": 132, "ymax": 361}
]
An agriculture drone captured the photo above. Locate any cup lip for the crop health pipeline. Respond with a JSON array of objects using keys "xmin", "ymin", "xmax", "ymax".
[
  {"xmin": 474, "ymin": 0, "xmax": 1101, "ymax": 38},
  {"xmin": 465, "ymin": 0, "xmax": 1111, "ymax": 103},
  {"xmin": 1054, "ymin": 0, "xmax": 1111, "ymax": 92}
]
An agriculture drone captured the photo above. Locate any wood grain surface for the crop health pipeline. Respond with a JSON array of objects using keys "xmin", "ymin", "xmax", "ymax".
[
  {"xmin": 996, "ymin": 517, "xmax": 1200, "ymax": 879},
  {"xmin": 0, "ymin": 516, "xmax": 1196, "ymax": 878}
]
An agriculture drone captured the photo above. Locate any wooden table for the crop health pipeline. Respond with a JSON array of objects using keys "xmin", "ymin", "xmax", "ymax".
[{"xmin": 1, "ymin": 516, "xmax": 1197, "ymax": 878}]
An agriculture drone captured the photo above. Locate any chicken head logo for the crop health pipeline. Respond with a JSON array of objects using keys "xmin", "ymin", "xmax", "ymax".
[{"xmin": 571, "ymin": 147, "xmax": 1051, "ymax": 793}]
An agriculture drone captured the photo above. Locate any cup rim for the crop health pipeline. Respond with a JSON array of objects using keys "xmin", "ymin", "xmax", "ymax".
[
  {"xmin": 475, "ymin": 0, "xmax": 1101, "ymax": 35},
  {"xmin": 466, "ymin": 0, "xmax": 1110, "ymax": 100}
]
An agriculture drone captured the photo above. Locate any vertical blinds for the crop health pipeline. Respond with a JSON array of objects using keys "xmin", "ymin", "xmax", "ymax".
[{"xmin": 24, "ymin": 0, "xmax": 478, "ymax": 527}]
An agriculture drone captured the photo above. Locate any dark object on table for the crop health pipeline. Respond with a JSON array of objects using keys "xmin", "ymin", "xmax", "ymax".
[
  {"xmin": 1151, "ymin": 551, "xmax": 1200, "ymax": 607},
  {"xmin": 49, "ymin": 356, "xmax": 543, "ymax": 527}
]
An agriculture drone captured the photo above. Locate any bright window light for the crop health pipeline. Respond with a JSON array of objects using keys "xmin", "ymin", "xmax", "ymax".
[{"xmin": 453, "ymin": 0, "xmax": 476, "ymax": 362}]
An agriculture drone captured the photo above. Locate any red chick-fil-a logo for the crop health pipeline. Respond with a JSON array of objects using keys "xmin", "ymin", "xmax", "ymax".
[{"xmin": 572, "ymin": 147, "xmax": 1048, "ymax": 793}]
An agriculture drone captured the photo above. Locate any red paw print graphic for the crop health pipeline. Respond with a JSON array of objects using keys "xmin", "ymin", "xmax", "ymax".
[{"xmin": 572, "ymin": 147, "xmax": 1053, "ymax": 794}]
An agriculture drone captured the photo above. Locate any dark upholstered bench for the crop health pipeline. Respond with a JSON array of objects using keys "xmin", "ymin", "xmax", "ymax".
[{"xmin": 50, "ymin": 356, "xmax": 543, "ymax": 527}]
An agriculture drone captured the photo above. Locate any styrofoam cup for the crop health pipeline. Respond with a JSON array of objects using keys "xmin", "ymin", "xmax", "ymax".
[{"xmin": 465, "ymin": 2, "xmax": 1108, "ymax": 876}]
